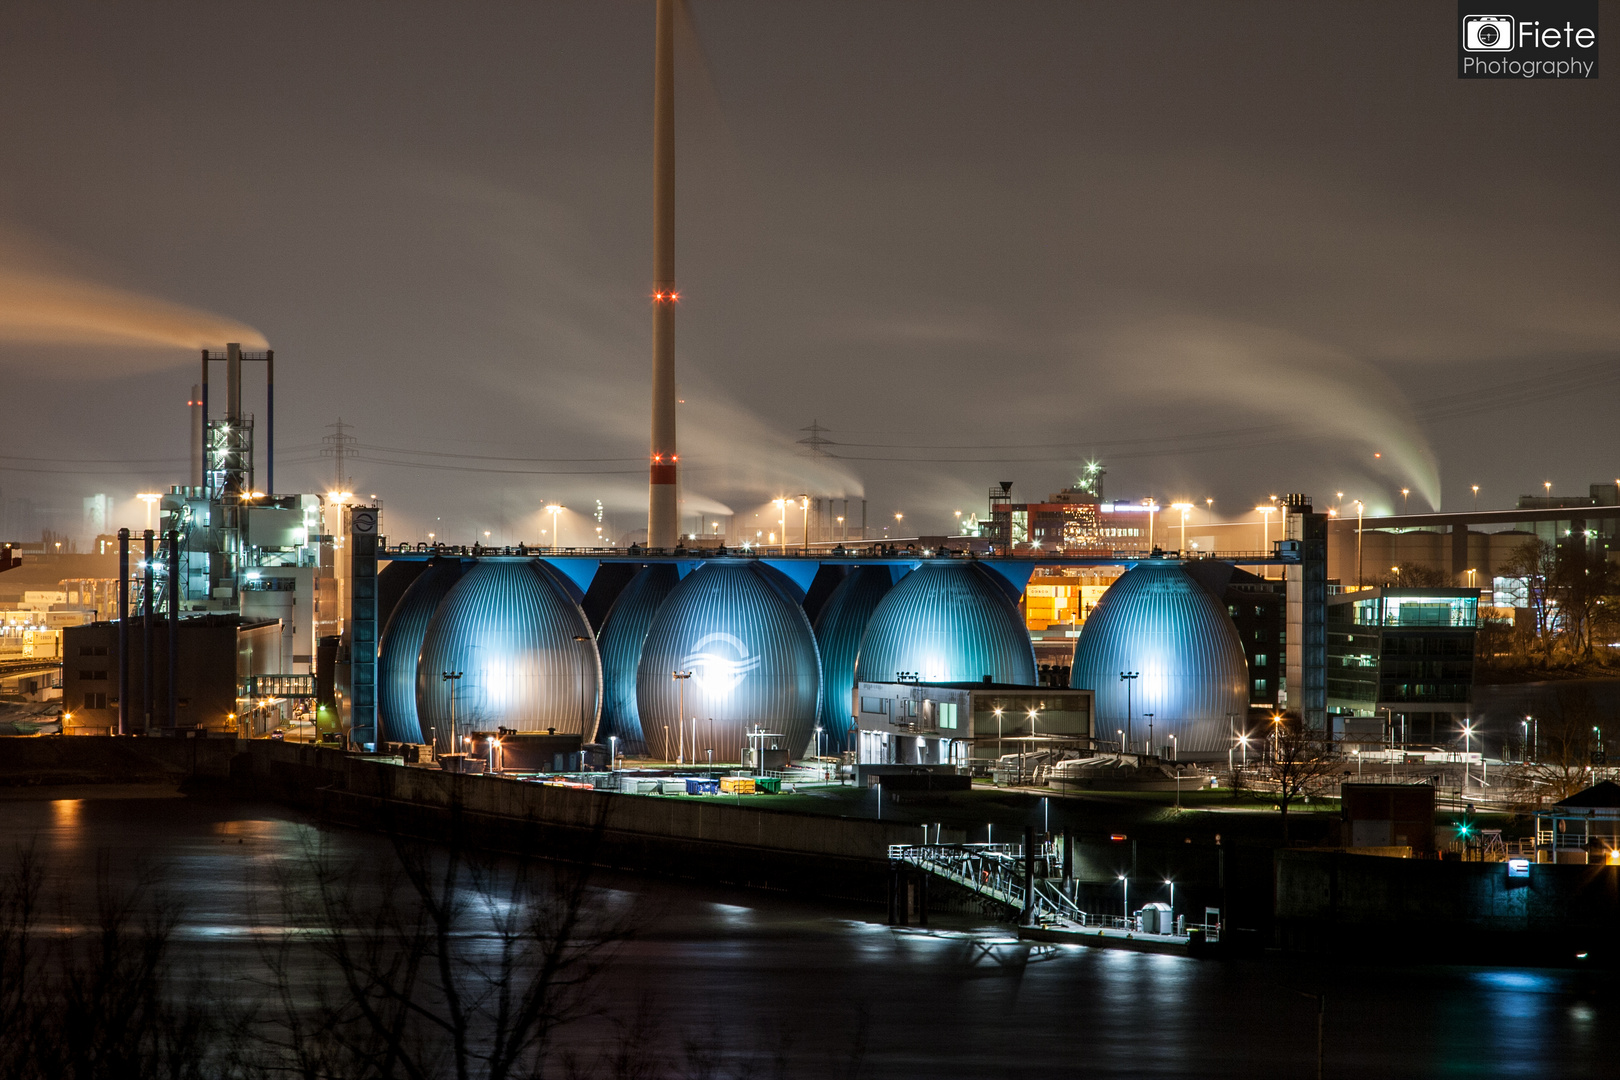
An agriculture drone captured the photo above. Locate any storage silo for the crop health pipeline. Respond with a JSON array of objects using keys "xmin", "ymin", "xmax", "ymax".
[
  {"xmin": 415, "ymin": 560, "xmax": 602, "ymax": 751},
  {"xmin": 595, "ymin": 563, "xmax": 680, "ymax": 756},
  {"xmin": 812, "ymin": 565, "xmax": 895, "ymax": 752},
  {"xmin": 854, "ymin": 562, "xmax": 1037, "ymax": 686},
  {"xmin": 636, "ymin": 561, "xmax": 821, "ymax": 763},
  {"xmin": 1068, "ymin": 560, "xmax": 1249, "ymax": 756},
  {"xmin": 377, "ymin": 557, "xmax": 466, "ymax": 744}
]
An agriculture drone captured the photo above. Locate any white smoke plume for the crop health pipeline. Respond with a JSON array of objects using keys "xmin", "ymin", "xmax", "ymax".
[{"xmin": 0, "ymin": 231, "xmax": 266, "ymax": 355}]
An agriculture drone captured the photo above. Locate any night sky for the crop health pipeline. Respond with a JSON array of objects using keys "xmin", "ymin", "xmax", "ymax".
[{"xmin": 0, "ymin": 2, "xmax": 1614, "ymax": 545}]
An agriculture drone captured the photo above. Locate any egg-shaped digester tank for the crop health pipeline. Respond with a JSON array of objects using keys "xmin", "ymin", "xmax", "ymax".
[
  {"xmin": 854, "ymin": 562, "xmax": 1037, "ymax": 687},
  {"xmin": 636, "ymin": 561, "xmax": 821, "ymax": 763},
  {"xmin": 1068, "ymin": 560, "xmax": 1249, "ymax": 756},
  {"xmin": 377, "ymin": 558, "xmax": 466, "ymax": 745},
  {"xmin": 812, "ymin": 565, "xmax": 895, "ymax": 752},
  {"xmin": 415, "ymin": 560, "xmax": 602, "ymax": 752},
  {"xmin": 595, "ymin": 563, "xmax": 679, "ymax": 756}
]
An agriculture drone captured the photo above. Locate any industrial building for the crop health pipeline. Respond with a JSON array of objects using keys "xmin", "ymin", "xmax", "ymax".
[
  {"xmin": 61, "ymin": 615, "xmax": 282, "ymax": 736},
  {"xmin": 1326, "ymin": 586, "xmax": 1480, "ymax": 746},
  {"xmin": 851, "ymin": 678, "xmax": 1093, "ymax": 770}
]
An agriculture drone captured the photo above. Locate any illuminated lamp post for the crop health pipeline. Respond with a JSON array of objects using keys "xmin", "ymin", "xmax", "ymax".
[
  {"xmin": 1119, "ymin": 873, "xmax": 1129, "ymax": 924},
  {"xmin": 1119, "ymin": 672, "xmax": 1139, "ymax": 754},
  {"xmin": 137, "ymin": 493, "xmax": 161, "ymax": 532},
  {"xmin": 799, "ymin": 494, "xmax": 810, "ymax": 553},
  {"xmin": 773, "ymin": 498, "xmax": 786, "ymax": 554},
  {"xmin": 1461, "ymin": 721, "xmax": 1475, "ymax": 790},
  {"xmin": 1145, "ymin": 713, "xmax": 1154, "ymax": 757},
  {"xmin": 440, "ymin": 671, "xmax": 463, "ymax": 755},
  {"xmin": 1354, "ymin": 501, "xmax": 1365, "ymax": 588},
  {"xmin": 1401, "ymin": 488, "xmax": 1410, "ymax": 511},
  {"xmin": 546, "ymin": 504, "xmax": 564, "ymax": 549},
  {"xmin": 1472, "ymin": 484, "xmax": 1480, "ymax": 511},
  {"xmin": 671, "ymin": 670, "xmax": 692, "ymax": 764},
  {"xmin": 1170, "ymin": 503, "xmax": 1193, "ymax": 554},
  {"xmin": 1255, "ymin": 505, "xmax": 1277, "ymax": 577}
]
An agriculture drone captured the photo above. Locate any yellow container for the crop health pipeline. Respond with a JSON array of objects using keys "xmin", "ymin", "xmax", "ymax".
[{"xmin": 719, "ymin": 776, "xmax": 756, "ymax": 795}]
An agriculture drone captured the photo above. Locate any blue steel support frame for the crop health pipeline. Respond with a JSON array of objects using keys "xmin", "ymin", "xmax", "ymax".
[{"xmin": 349, "ymin": 507, "xmax": 380, "ymax": 746}]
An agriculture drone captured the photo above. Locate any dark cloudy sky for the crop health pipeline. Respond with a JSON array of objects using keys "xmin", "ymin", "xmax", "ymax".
[{"xmin": 0, "ymin": 1, "xmax": 1615, "ymax": 545}]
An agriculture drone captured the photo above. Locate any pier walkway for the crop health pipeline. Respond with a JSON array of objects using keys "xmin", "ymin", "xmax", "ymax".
[{"xmin": 888, "ymin": 841, "xmax": 1213, "ymax": 954}]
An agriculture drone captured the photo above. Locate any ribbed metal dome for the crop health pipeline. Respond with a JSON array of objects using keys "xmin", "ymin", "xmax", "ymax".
[
  {"xmin": 377, "ymin": 558, "xmax": 466, "ymax": 745},
  {"xmin": 637, "ymin": 561, "xmax": 821, "ymax": 762},
  {"xmin": 854, "ymin": 562, "xmax": 1037, "ymax": 686},
  {"xmin": 416, "ymin": 560, "xmax": 602, "ymax": 750},
  {"xmin": 596, "ymin": 563, "xmax": 679, "ymax": 756},
  {"xmin": 1069, "ymin": 560, "xmax": 1249, "ymax": 756},
  {"xmin": 812, "ymin": 565, "xmax": 894, "ymax": 752}
]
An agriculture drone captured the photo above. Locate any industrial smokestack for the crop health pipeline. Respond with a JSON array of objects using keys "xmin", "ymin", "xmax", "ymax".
[
  {"xmin": 225, "ymin": 341, "xmax": 244, "ymax": 499},
  {"xmin": 648, "ymin": 0, "xmax": 678, "ymax": 548},
  {"xmin": 189, "ymin": 383, "xmax": 203, "ymax": 489}
]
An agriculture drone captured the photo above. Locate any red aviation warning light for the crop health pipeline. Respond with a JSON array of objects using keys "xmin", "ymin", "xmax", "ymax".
[{"xmin": 652, "ymin": 289, "xmax": 681, "ymax": 303}]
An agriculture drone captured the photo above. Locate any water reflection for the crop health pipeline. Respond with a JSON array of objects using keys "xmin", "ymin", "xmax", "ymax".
[{"xmin": 0, "ymin": 795, "xmax": 1613, "ymax": 1078}]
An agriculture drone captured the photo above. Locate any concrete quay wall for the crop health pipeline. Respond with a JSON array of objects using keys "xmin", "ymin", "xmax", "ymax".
[
  {"xmin": 1275, "ymin": 849, "xmax": 1620, "ymax": 963},
  {"xmin": 0, "ymin": 738, "xmax": 918, "ymax": 902}
]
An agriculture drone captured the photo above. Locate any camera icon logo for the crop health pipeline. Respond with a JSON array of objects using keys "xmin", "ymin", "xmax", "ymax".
[{"xmin": 1463, "ymin": 15, "xmax": 1515, "ymax": 52}]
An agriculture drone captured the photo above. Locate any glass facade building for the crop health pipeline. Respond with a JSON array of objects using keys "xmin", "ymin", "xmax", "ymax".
[{"xmin": 1326, "ymin": 587, "xmax": 1479, "ymax": 745}]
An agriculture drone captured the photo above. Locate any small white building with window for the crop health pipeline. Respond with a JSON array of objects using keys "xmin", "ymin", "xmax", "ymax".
[{"xmin": 852, "ymin": 679, "xmax": 1093, "ymax": 771}]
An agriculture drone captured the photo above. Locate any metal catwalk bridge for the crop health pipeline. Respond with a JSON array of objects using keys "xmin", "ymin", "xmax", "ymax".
[{"xmin": 888, "ymin": 841, "xmax": 1209, "ymax": 952}]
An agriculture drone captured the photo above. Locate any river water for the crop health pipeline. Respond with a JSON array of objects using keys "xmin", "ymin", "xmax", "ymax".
[{"xmin": 0, "ymin": 791, "xmax": 1612, "ymax": 1078}]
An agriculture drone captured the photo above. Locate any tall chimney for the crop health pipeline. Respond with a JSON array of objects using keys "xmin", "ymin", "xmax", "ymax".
[
  {"xmin": 648, "ymin": 0, "xmax": 679, "ymax": 548},
  {"xmin": 225, "ymin": 342, "xmax": 244, "ymax": 498},
  {"xmin": 189, "ymin": 383, "xmax": 204, "ymax": 489}
]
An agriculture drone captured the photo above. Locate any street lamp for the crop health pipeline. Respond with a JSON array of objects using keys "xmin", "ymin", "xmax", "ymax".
[
  {"xmin": 1170, "ymin": 503, "xmax": 1193, "ymax": 553},
  {"xmin": 672, "ymin": 670, "xmax": 692, "ymax": 764},
  {"xmin": 1119, "ymin": 672, "xmax": 1139, "ymax": 753},
  {"xmin": 137, "ymin": 493, "xmax": 161, "ymax": 531},
  {"xmin": 1165, "ymin": 877, "xmax": 1175, "ymax": 925},
  {"xmin": 608, "ymin": 734, "xmax": 618, "ymax": 773},
  {"xmin": 1119, "ymin": 873, "xmax": 1129, "ymax": 923},
  {"xmin": 546, "ymin": 504, "xmax": 564, "ymax": 548},
  {"xmin": 1401, "ymin": 487, "xmax": 1410, "ymax": 511},
  {"xmin": 441, "ymin": 671, "xmax": 463, "ymax": 754},
  {"xmin": 1255, "ymin": 505, "xmax": 1277, "ymax": 578},
  {"xmin": 1461, "ymin": 721, "xmax": 1475, "ymax": 790},
  {"xmin": 1145, "ymin": 713, "xmax": 1154, "ymax": 756},
  {"xmin": 1472, "ymin": 484, "xmax": 1480, "ymax": 511},
  {"xmin": 1354, "ymin": 501, "xmax": 1365, "ymax": 588},
  {"xmin": 799, "ymin": 495, "xmax": 810, "ymax": 553}
]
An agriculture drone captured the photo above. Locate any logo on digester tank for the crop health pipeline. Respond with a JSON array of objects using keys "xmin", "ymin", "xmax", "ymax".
[{"xmin": 681, "ymin": 632, "xmax": 761, "ymax": 696}]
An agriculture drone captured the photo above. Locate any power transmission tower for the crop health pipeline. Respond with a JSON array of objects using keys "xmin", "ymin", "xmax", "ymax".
[
  {"xmin": 322, "ymin": 418, "xmax": 357, "ymax": 493},
  {"xmin": 797, "ymin": 420, "xmax": 834, "ymax": 458}
]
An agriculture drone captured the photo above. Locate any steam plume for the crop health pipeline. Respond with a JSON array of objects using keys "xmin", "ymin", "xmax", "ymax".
[{"xmin": 0, "ymin": 262, "xmax": 266, "ymax": 351}]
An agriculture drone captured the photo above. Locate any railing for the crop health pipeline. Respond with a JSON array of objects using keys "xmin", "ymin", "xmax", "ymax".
[{"xmin": 384, "ymin": 542, "xmax": 1302, "ymax": 563}]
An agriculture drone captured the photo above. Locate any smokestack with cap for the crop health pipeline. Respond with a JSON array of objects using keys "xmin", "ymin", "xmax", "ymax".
[{"xmin": 648, "ymin": 0, "xmax": 678, "ymax": 548}]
